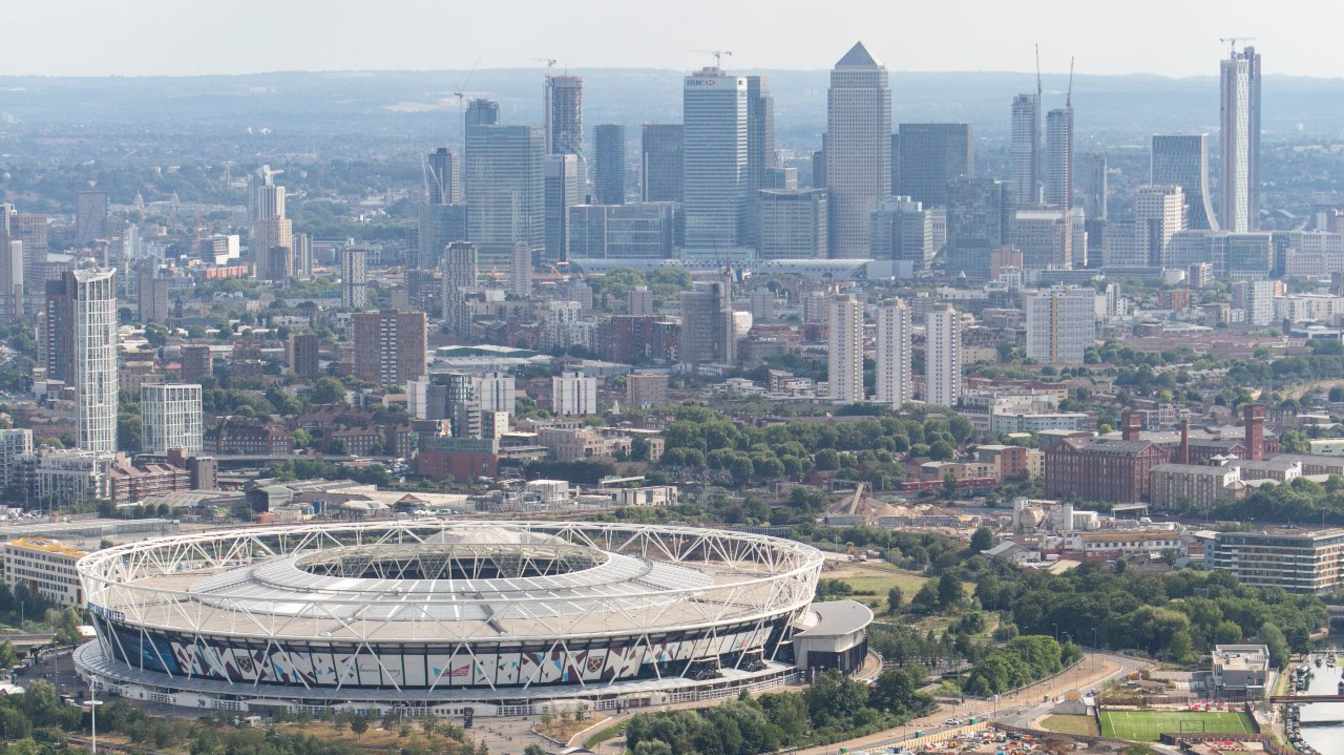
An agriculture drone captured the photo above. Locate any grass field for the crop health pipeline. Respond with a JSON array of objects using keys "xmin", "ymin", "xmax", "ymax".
[
  {"xmin": 1040, "ymin": 714, "xmax": 1101, "ymax": 736},
  {"xmin": 1098, "ymin": 710, "xmax": 1256, "ymax": 742},
  {"xmin": 824, "ymin": 560, "xmax": 973, "ymax": 612}
]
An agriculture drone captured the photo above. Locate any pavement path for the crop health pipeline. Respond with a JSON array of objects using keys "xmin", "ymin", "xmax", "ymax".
[{"xmin": 790, "ymin": 651, "xmax": 1153, "ymax": 755}]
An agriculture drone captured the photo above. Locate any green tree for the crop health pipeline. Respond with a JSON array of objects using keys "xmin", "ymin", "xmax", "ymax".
[
  {"xmin": 1166, "ymin": 629, "xmax": 1195, "ymax": 664},
  {"xmin": 936, "ymin": 572, "xmax": 963, "ymax": 609},
  {"xmin": 970, "ymin": 526, "xmax": 994, "ymax": 553},
  {"xmin": 1260, "ymin": 622, "xmax": 1289, "ymax": 666},
  {"xmin": 887, "ymin": 586, "xmax": 904, "ymax": 614},
  {"xmin": 0, "ymin": 640, "xmax": 16, "ymax": 668},
  {"xmin": 350, "ymin": 715, "xmax": 370, "ymax": 739}
]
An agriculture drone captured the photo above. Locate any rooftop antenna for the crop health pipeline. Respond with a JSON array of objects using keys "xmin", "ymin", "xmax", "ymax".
[
  {"xmin": 1218, "ymin": 36, "xmax": 1256, "ymax": 56},
  {"xmin": 1035, "ymin": 43, "xmax": 1042, "ymax": 100},
  {"xmin": 1066, "ymin": 56, "xmax": 1075, "ymax": 108}
]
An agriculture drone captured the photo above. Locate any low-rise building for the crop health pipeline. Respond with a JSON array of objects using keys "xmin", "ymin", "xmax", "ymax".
[
  {"xmin": 1208, "ymin": 529, "xmax": 1344, "ymax": 592},
  {"xmin": 1071, "ymin": 529, "xmax": 1183, "ymax": 559},
  {"xmin": 1211, "ymin": 644, "xmax": 1270, "ymax": 700},
  {"xmin": 1149, "ymin": 463, "xmax": 1241, "ymax": 510},
  {"xmin": 1, "ymin": 537, "xmax": 87, "ymax": 607}
]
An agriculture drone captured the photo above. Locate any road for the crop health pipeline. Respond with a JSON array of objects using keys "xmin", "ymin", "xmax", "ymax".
[{"xmin": 790, "ymin": 651, "xmax": 1152, "ymax": 755}]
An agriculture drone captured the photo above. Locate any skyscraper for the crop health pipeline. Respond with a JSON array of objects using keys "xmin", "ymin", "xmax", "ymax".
[
  {"xmin": 442, "ymin": 241, "xmax": 478, "ymax": 336},
  {"xmin": 425, "ymin": 147, "xmax": 462, "ymax": 205},
  {"xmin": 510, "ymin": 242, "xmax": 532, "ymax": 298},
  {"xmin": 1011, "ymin": 93, "xmax": 1041, "ymax": 205},
  {"xmin": 288, "ymin": 332, "xmax": 320, "ymax": 377},
  {"xmin": 757, "ymin": 189, "xmax": 828, "ymax": 259},
  {"xmin": 875, "ymin": 298, "xmax": 913, "ymax": 409},
  {"xmin": 744, "ymin": 75, "xmax": 777, "ymax": 246},
  {"xmin": 442, "ymin": 241, "xmax": 479, "ymax": 292},
  {"xmin": 593, "ymin": 124, "xmax": 626, "ymax": 205},
  {"xmin": 141, "ymin": 383, "xmax": 204, "ymax": 456},
  {"xmin": 1012, "ymin": 208, "xmax": 1072, "ymax": 271},
  {"xmin": 1078, "ymin": 152, "xmax": 1108, "ymax": 222},
  {"xmin": 896, "ymin": 124, "xmax": 973, "ymax": 208},
  {"xmin": 925, "ymin": 304, "xmax": 961, "ymax": 408},
  {"xmin": 1134, "ymin": 185, "xmax": 1186, "ymax": 267},
  {"xmin": 1025, "ymin": 287, "xmax": 1095, "ymax": 365},
  {"xmin": 641, "ymin": 124, "xmax": 684, "ymax": 202},
  {"xmin": 292, "ymin": 233, "xmax": 313, "ymax": 280},
  {"xmin": 544, "ymin": 75, "xmax": 584, "ymax": 156},
  {"xmin": 683, "ymin": 67, "xmax": 747, "ymax": 249},
  {"xmin": 1151, "ymin": 134, "xmax": 1219, "ymax": 231},
  {"xmin": 76, "ymin": 191, "xmax": 109, "ymax": 244},
  {"xmin": 679, "ymin": 276, "xmax": 734, "ymax": 365},
  {"xmin": 465, "ymin": 98, "xmax": 499, "ymax": 129},
  {"xmin": 46, "ymin": 269, "xmax": 118, "ymax": 452},
  {"xmin": 465, "ymin": 117, "xmax": 546, "ymax": 269},
  {"xmin": 871, "ymin": 197, "xmax": 939, "ymax": 271},
  {"xmin": 249, "ymin": 167, "xmax": 292, "ymax": 276},
  {"xmin": 827, "ymin": 294, "xmax": 863, "ymax": 404},
  {"xmin": 544, "ymin": 154, "xmax": 582, "ymax": 262},
  {"xmin": 826, "ymin": 42, "xmax": 892, "ymax": 257},
  {"xmin": 339, "ymin": 247, "xmax": 367, "ymax": 310},
  {"xmin": 1220, "ymin": 45, "xmax": 1261, "ymax": 232},
  {"xmin": 416, "ymin": 148, "xmax": 466, "ymax": 271},
  {"xmin": 353, "ymin": 311, "xmax": 428, "ymax": 387},
  {"xmin": 0, "ymin": 240, "xmax": 21, "ymax": 319},
  {"xmin": 1045, "ymin": 107, "xmax": 1073, "ymax": 208},
  {"xmin": 945, "ymin": 177, "xmax": 1011, "ymax": 281}
]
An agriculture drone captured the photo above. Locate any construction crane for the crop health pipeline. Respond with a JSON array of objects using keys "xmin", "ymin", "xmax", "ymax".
[
  {"xmin": 1035, "ymin": 43, "xmax": 1042, "ymax": 100},
  {"xmin": 533, "ymin": 57, "xmax": 559, "ymax": 76},
  {"xmin": 1066, "ymin": 56, "xmax": 1075, "ymax": 108},
  {"xmin": 1219, "ymin": 36, "xmax": 1256, "ymax": 56},
  {"xmin": 695, "ymin": 49, "xmax": 733, "ymax": 68},
  {"xmin": 450, "ymin": 58, "xmax": 482, "ymax": 109}
]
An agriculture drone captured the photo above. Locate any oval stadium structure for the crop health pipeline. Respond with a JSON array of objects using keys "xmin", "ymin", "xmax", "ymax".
[{"xmin": 75, "ymin": 521, "xmax": 870, "ymax": 717}]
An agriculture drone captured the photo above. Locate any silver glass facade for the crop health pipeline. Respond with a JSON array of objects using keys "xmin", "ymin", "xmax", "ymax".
[
  {"xmin": 141, "ymin": 383, "xmax": 204, "ymax": 456},
  {"xmin": 1152, "ymin": 134, "xmax": 1219, "ymax": 231},
  {"xmin": 826, "ymin": 42, "xmax": 891, "ymax": 258},
  {"xmin": 466, "ymin": 117, "xmax": 546, "ymax": 269},
  {"xmin": 1219, "ymin": 46, "xmax": 1261, "ymax": 233},
  {"xmin": 683, "ymin": 68, "xmax": 747, "ymax": 249}
]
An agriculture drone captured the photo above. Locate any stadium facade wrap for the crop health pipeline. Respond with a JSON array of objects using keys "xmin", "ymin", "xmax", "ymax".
[{"xmin": 75, "ymin": 521, "xmax": 869, "ymax": 716}]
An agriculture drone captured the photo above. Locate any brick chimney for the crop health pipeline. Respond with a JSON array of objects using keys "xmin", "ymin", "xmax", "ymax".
[
  {"xmin": 1244, "ymin": 404, "xmax": 1265, "ymax": 461},
  {"xmin": 1179, "ymin": 418, "xmax": 1190, "ymax": 465},
  {"xmin": 1123, "ymin": 412, "xmax": 1142, "ymax": 442}
]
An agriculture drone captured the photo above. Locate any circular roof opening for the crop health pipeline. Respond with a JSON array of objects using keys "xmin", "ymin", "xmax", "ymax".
[{"xmin": 293, "ymin": 542, "xmax": 607, "ymax": 581}]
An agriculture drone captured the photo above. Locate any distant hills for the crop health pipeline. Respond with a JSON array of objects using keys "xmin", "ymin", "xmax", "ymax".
[{"xmin": 2, "ymin": 69, "xmax": 1343, "ymax": 144}]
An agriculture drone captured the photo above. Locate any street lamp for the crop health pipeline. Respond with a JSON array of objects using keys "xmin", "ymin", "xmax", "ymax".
[{"xmin": 83, "ymin": 677, "xmax": 102, "ymax": 754}]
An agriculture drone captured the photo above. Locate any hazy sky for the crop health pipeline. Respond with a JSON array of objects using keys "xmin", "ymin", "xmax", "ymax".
[{"xmin": 2, "ymin": 0, "xmax": 1336, "ymax": 78}]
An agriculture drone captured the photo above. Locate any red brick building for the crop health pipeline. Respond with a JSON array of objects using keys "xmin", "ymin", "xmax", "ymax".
[{"xmin": 1045, "ymin": 438, "xmax": 1169, "ymax": 503}]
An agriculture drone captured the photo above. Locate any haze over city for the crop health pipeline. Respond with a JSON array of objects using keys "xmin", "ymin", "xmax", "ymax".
[
  {"xmin": 5, "ymin": 6, "xmax": 1344, "ymax": 755},
  {"xmin": 2, "ymin": 0, "xmax": 1340, "ymax": 77}
]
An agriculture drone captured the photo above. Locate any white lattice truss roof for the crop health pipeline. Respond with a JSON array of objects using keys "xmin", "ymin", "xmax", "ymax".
[{"xmin": 78, "ymin": 521, "xmax": 824, "ymax": 646}]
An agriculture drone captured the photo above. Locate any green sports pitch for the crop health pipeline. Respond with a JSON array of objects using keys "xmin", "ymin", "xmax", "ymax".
[{"xmin": 1098, "ymin": 710, "xmax": 1257, "ymax": 741}]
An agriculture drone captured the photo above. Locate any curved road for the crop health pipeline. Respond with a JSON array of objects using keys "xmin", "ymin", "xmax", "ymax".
[{"xmin": 791, "ymin": 651, "xmax": 1153, "ymax": 755}]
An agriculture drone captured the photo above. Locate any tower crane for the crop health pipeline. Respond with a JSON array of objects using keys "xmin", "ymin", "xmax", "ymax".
[
  {"xmin": 695, "ymin": 49, "xmax": 733, "ymax": 68},
  {"xmin": 450, "ymin": 58, "xmax": 481, "ymax": 109},
  {"xmin": 533, "ymin": 57, "xmax": 559, "ymax": 76},
  {"xmin": 1066, "ymin": 56, "xmax": 1075, "ymax": 108},
  {"xmin": 1035, "ymin": 43, "xmax": 1042, "ymax": 101},
  {"xmin": 1218, "ymin": 36, "xmax": 1256, "ymax": 56}
]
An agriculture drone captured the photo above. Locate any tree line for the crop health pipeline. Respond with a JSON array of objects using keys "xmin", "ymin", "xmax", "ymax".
[{"xmin": 623, "ymin": 668, "xmax": 931, "ymax": 755}]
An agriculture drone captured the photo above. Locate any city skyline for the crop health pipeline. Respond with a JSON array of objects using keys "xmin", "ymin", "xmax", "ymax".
[{"xmin": 3, "ymin": 1, "xmax": 1339, "ymax": 78}]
